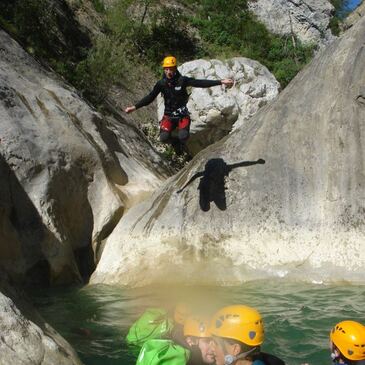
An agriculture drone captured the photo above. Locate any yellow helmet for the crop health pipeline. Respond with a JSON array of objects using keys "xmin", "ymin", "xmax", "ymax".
[
  {"xmin": 209, "ymin": 305, "xmax": 264, "ymax": 346},
  {"xmin": 184, "ymin": 317, "xmax": 211, "ymax": 338},
  {"xmin": 174, "ymin": 303, "xmax": 191, "ymax": 325},
  {"xmin": 162, "ymin": 56, "xmax": 177, "ymax": 68},
  {"xmin": 330, "ymin": 321, "xmax": 365, "ymax": 361}
]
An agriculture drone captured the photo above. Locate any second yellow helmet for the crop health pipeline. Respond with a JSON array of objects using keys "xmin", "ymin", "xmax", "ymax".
[
  {"xmin": 330, "ymin": 320, "xmax": 365, "ymax": 361},
  {"xmin": 184, "ymin": 317, "xmax": 211, "ymax": 338},
  {"xmin": 209, "ymin": 305, "xmax": 264, "ymax": 346}
]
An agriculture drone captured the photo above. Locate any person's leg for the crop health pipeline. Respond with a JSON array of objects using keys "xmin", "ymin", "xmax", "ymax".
[
  {"xmin": 176, "ymin": 116, "xmax": 191, "ymax": 157},
  {"xmin": 159, "ymin": 115, "xmax": 173, "ymax": 143},
  {"xmin": 177, "ymin": 116, "xmax": 191, "ymax": 144}
]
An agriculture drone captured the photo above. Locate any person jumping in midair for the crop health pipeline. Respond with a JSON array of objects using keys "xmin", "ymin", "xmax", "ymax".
[{"xmin": 124, "ymin": 56, "xmax": 234, "ymax": 155}]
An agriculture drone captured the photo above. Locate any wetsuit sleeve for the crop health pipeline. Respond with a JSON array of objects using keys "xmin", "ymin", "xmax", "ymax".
[
  {"xmin": 135, "ymin": 81, "xmax": 162, "ymax": 109},
  {"xmin": 185, "ymin": 77, "xmax": 222, "ymax": 88}
]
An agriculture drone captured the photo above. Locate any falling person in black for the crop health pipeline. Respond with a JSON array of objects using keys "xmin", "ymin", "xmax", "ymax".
[{"xmin": 124, "ymin": 56, "xmax": 234, "ymax": 155}]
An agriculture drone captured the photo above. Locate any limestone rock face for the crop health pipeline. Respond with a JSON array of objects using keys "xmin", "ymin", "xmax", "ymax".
[
  {"xmin": 0, "ymin": 289, "xmax": 83, "ymax": 365},
  {"xmin": 249, "ymin": 0, "xmax": 335, "ymax": 45},
  {"xmin": 157, "ymin": 58, "xmax": 279, "ymax": 155},
  {"xmin": 91, "ymin": 16, "xmax": 365, "ymax": 287},
  {"xmin": 0, "ymin": 30, "xmax": 170, "ymax": 285}
]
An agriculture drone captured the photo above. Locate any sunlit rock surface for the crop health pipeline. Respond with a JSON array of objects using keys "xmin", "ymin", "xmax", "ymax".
[
  {"xmin": 0, "ymin": 30, "xmax": 171, "ymax": 285},
  {"xmin": 92, "ymin": 16, "xmax": 365, "ymax": 287},
  {"xmin": 249, "ymin": 0, "xmax": 335, "ymax": 45},
  {"xmin": 157, "ymin": 58, "xmax": 279, "ymax": 155}
]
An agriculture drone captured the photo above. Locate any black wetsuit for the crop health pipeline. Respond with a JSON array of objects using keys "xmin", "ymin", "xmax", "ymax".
[
  {"xmin": 254, "ymin": 352, "xmax": 286, "ymax": 365},
  {"xmin": 135, "ymin": 70, "xmax": 222, "ymax": 152},
  {"xmin": 135, "ymin": 70, "xmax": 222, "ymax": 116}
]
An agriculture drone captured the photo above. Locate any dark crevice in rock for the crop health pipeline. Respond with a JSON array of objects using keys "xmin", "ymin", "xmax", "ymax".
[
  {"xmin": 24, "ymin": 260, "xmax": 51, "ymax": 288},
  {"xmin": 74, "ymin": 245, "xmax": 95, "ymax": 283},
  {"xmin": 357, "ymin": 95, "xmax": 365, "ymax": 105}
]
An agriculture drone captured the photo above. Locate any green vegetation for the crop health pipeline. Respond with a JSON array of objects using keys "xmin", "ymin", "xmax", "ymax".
[
  {"xmin": 105, "ymin": 0, "xmax": 201, "ymax": 72},
  {"xmin": 0, "ymin": 0, "xmax": 91, "ymax": 92},
  {"xmin": 187, "ymin": 0, "xmax": 316, "ymax": 87},
  {"xmin": 0, "ymin": 0, "xmax": 330, "ymax": 103},
  {"xmin": 72, "ymin": 36, "xmax": 126, "ymax": 104},
  {"xmin": 0, "ymin": 0, "xmax": 90, "ymax": 58},
  {"xmin": 91, "ymin": 0, "xmax": 105, "ymax": 13},
  {"xmin": 89, "ymin": 0, "xmax": 316, "ymax": 90}
]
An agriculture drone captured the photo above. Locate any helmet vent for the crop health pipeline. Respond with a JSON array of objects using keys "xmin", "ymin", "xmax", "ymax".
[{"xmin": 249, "ymin": 331, "xmax": 256, "ymax": 340}]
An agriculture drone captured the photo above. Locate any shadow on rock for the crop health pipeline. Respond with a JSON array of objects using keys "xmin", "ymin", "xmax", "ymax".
[{"xmin": 177, "ymin": 158, "xmax": 265, "ymax": 211}]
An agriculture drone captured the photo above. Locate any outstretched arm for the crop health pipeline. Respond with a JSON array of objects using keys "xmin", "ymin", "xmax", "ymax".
[
  {"xmin": 185, "ymin": 77, "xmax": 234, "ymax": 88},
  {"xmin": 124, "ymin": 81, "xmax": 162, "ymax": 113}
]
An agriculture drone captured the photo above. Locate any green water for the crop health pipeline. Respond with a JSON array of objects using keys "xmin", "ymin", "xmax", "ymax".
[{"xmin": 30, "ymin": 280, "xmax": 365, "ymax": 365}]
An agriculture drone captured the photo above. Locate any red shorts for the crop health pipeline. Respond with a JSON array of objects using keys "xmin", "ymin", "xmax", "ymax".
[{"xmin": 160, "ymin": 115, "xmax": 191, "ymax": 132}]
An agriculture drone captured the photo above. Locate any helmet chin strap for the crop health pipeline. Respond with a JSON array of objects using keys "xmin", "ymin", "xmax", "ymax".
[{"xmin": 224, "ymin": 346, "xmax": 257, "ymax": 365}]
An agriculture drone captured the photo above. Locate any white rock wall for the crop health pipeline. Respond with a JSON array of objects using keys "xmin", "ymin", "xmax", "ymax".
[
  {"xmin": 0, "ymin": 30, "xmax": 171, "ymax": 284},
  {"xmin": 91, "ymin": 16, "xmax": 365, "ymax": 287},
  {"xmin": 249, "ymin": 0, "xmax": 335, "ymax": 45}
]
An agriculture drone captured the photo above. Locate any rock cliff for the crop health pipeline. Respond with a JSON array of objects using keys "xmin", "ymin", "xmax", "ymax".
[
  {"xmin": 0, "ymin": 274, "xmax": 83, "ymax": 365},
  {"xmin": 249, "ymin": 0, "xmax": 335, "ymax": 45},
  {"xmin": 0, "ymin": 29, "xmax": 171, "ymax": 286},
  {"xmin": 91, "ymin": 15, "xmax": 365, "ymax": 287}
]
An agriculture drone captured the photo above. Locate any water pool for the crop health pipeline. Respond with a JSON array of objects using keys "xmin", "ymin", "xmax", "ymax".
[{"xmin": 30, "ymin": 280, "xmax": 365, "ymax": 365}]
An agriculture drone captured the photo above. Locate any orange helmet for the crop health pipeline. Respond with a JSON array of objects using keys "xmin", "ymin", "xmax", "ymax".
[
  {"xmin": 184, "ymin": 317, "xmax": 211, "ymax": 338},
  {"xmin": 330, "ymin": 321, "xmax": 365, "ymax": 361},
  {"xmin": 174, "ymin": 303, "xmax": 191, "ymax": 325},
  {"xmin": 209, "ymin": 305, "xmax": 264, "ymax": 346},
  {"xmin": 162, "ymin": 56, "xmax": 177, "ymax": 68}
]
